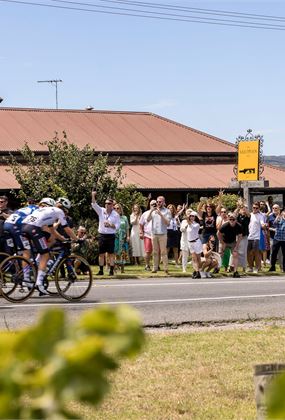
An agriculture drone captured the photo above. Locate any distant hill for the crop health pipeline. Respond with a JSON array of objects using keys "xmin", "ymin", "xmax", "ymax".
[{"xmin": 265, "ymin": 156, "xmax": 285, "ymax": 168}]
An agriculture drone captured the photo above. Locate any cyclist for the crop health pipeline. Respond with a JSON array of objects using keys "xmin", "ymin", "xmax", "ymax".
[
  {"xmin": 22, "ymin": 197, "xmax": 78, "ymax": 295},
  {"xmin": 3, "ymin": 198, "xmax": 38, "ymax": 254}
]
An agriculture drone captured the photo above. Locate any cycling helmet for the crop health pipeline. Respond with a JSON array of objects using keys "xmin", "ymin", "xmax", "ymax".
[
  {"xmin": 56, "ymin": 197, "xmax": 71, "ymax": 210},
  {"xmin": 39, "ymin": 197, "xmax": 56, "ymax": 207}
]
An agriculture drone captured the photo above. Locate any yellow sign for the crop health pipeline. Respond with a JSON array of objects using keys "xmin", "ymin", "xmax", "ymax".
[{"xmin": 237, "ymin": 140, "xmax": 260, "ymax": 181}]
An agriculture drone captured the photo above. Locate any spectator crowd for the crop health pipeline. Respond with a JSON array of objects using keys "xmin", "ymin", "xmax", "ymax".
[
  {"xmin": 91, "ymin": 191, "xmax": 285, "ymax": 278},
  {"xmin": 1, "ymin": 192, "xmax": 284, "ymax": 279}
]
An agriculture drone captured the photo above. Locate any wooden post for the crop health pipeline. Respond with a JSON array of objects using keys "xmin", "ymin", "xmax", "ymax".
[{"xmin": 254, "ymin": 363, "xmax": 285, "ymax": 420}]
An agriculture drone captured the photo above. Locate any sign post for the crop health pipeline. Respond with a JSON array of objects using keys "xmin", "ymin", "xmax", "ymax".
[{"xmin": 230, "ymin": 129, "xmax": 268, "ymax": 207}]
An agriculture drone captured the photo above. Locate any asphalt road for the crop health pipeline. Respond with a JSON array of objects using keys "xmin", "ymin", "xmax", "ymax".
[{"xmin": 1, "ymin": 275, "xmax": 285, "ymax": 329}]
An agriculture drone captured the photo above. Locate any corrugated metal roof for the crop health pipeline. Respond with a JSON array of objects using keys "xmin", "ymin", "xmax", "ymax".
[
  {"xmin": 1, "ymin": 163, "xmax": 284, "ymax": 191},
  {"xmin": 0, "ymin": 166, "xmax": 19, "ymax": 189},
  {"xmin": 0, "ymin": 108, "xmax": 236, "ymax": 153},
  {"xmin": 122, "ymin": 164, "xmax": 285, "ymax": 189}
]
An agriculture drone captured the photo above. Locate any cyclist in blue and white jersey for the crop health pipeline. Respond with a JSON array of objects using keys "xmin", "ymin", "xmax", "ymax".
[
  {"xmin": 22, "ymin": 197, "xmax": 78, "ymax": 294},
  {"xmin": 4, "ymin": 198, "xmax": 38, "ymax": 253}
]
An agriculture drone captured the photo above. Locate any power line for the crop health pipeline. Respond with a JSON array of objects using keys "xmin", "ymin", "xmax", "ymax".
[
  {"xmin": 52, "ymin": 0, "xmax": 285, "ymax": 22},
  {"xmin": 49, "ymin": 0, "xmax": 285, "ymax": 27},
  {"xmin": 1, "ymin": 0, "xmax": 285, "ymax": 30}
]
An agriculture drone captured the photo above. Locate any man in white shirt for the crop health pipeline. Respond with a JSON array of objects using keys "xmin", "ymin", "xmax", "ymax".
[
  {"xmin": 247, "ymin": 202, "xmax": 265, "ymax": 272},
  {"xmin": 91, "ymin": 191, "xmax": 120, "ymax": 276},
  {"xmin": 147, "ymin": 196, "xmax": 171, "ymax": 274}
]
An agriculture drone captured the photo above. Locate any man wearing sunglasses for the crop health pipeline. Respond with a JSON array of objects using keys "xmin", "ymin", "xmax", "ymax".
[
  {"xmin": 218, "ymin": 213, "xmax": 243, "ymax": 278},
  {"xmin": 247, "ymin": 202, "xmax": 266, "ymax": 273},
  {"xmin": 91, "ymin": 190, "xmax": 120, "ymax": 276},
  {"xmin": 147, "ymin": 195, "xmax": 171, "ymax": 274}
]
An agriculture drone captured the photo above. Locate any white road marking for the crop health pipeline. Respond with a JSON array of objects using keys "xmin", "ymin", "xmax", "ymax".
[
  {"xmin": 94, "ymin": 279, "xmax": 285, "ymax": 287},
  {"xmin": 1, "ymin": 293, "xmax": 285, "ymax": 309}
]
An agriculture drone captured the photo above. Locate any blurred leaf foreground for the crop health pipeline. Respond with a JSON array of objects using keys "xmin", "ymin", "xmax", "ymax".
[{"xmin": 0, "ymin": 305, "xmax": 144, "ymax": 419}]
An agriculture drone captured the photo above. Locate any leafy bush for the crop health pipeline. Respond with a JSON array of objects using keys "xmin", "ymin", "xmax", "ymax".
[
  {"xmin": 6, "ymin": 133, "xmax": 146, "ymax": 223},
  {"xmin": 0, "ymin": 306, "xmax": 144, "ymax": 419}
]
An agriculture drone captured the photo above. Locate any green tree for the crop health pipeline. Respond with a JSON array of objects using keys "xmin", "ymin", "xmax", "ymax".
[
  {"xmin": 6, "ymin": 132, "xmax": 146, "ymax": 222},
  {"xmin": 191, "ymin": 193, "xmax": 240, "ymax": 212},
  {"xmin": 0, "ymin": 305, "xmax": 144, "ymax": 419}
]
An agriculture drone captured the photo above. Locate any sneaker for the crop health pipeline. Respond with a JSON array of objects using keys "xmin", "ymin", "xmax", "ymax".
[
  {"xmin": 96, "ymin": 270, "xmax": 104, "ymax": 276},
  {"xmin": 233, "ymin": 271, "xmax": 240, "ymax": 278},
  {"xmin": 212, "ymin": 268, "xmax": 220, "ymax": 274},
  {"xmin": 192, "ymin": 271, "xmax": 197, "ymax": 279},
  {"xmin": 182, "ymin": 269, "xmax": 187, "ymax": 273},
  {"xmin": 164, "ymin": 270, "xmax": 169, "ymax": 275},
  {"xmin": 200, "ymin": 271, "xmax": 207, "ymax": 278},
  {"xmin": 253, "ymin": 268, "xmax": 258, "ymax": 274},
  {"xmin": 268, "ymin": 267, "xmax": 276, "ymax": 272},
  {"xmin": 247, "ymin": 268, "xmax": 253, "ymax": 273},
  {"xmin": 205, "ymin": 272, "xmax": 212, "ymax": 278},
  {"xmin": 36, "ymin": 284, "xmax": 49, "ymax": 296},
  {"xmin": 196, "ymin": 271, "xmax": 201, "ymax": 279},
  {"xmin": 152, "ymin": 269, "xmax": 158, "ymax": 273},
  {"xmin": 145, "ymin": 265, "xmax": 151, "ymax": 271}
]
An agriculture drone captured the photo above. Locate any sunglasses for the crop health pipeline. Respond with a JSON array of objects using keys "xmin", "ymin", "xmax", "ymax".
[
  {"xmin": 229, "ymin": 218, "xmax": 236, "ymax": 221},
  {"xmin": 252, "ymin": 206, "xmax": 259, "ymax": 209},
  {"xmin": 221, "ymin": 211, "xmax": 226, "ymax": 213},
  {"xmin": 105, "ymin": 202, "xmax": 112, "ymax": 205}
]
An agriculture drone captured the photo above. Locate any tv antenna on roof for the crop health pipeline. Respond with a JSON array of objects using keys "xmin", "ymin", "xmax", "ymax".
[{"xmin": 37, "ymin": 79, "xmax": 63, "ymax": 109}]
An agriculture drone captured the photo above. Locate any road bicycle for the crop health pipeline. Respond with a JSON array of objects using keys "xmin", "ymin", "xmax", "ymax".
[{"xmin": 0, "ymin": 238, "xmax": 93, "ymax": 303}]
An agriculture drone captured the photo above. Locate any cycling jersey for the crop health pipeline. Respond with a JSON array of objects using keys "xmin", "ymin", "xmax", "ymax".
[
  {"xmin": 22, "ymin": 206, "xmax": 68, "ymax": 228},
  {"xmin": 4, "ymin": 205, "xmax": 38, "ymax": 252},
  {"xmin": 5, "ymin": 205, "xmax": 38, "ymax": 226}
]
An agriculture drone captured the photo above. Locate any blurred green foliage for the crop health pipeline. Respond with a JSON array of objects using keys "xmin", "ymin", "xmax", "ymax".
[
  {"xmin": 0, "ymin": 306, "xmax": 144, "ymax": 419},
  {"xmin": 267, "ymin": 372, "xmax": 285, "ymax": 419}
]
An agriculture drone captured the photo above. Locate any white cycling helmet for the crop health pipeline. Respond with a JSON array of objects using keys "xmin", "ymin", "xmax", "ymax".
[
  {"xmin": 40, "ymin": 197, "xmax": 56, "ymax": 207},
  {"xmin": 56, "ymin": 197, "xmax": 71, "ymax": 210}
]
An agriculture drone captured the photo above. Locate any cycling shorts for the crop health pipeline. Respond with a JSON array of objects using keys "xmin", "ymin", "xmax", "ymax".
[{"xmin": 22, "ymin": 224, "xmax": 51, "ymax": 254}]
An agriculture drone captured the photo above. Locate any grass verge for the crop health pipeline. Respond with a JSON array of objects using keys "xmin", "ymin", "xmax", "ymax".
[
  {"xmin": 91, "ymin": 263, "xmax": 284, "ymax": 279},
  {"xmin": 73, "ymin": 326, "xmax": 285, "ymax": 419}
]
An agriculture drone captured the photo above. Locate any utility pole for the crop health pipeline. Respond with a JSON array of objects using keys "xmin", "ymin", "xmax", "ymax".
[{"xmin": 37, "ymin": 79, "xmax": 63, "ymax": 109}]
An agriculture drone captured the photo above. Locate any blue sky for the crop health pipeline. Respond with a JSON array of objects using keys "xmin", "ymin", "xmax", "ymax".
[{"xmin": 1, "ymin": 0, "xmax": 285, "ymax": 155}]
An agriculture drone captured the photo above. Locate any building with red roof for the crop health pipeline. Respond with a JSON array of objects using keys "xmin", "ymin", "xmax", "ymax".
[{"xmin": 0, "ymin": 107, "xmax": 284, "ymax": 204}]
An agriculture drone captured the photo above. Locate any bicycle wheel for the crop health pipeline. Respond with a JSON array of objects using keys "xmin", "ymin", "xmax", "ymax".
[
  {"xmin": 0, "ymin": 255, "xmax": 36, "ymax": 303},
  {"xmin": 55, "ymin": 254, "xmax": 93, "ymax": 301}
]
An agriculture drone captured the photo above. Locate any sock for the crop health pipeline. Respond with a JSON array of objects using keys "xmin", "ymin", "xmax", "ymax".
[{"xmin": 36, "ymin": 270, "xmax": 46, "ymax": 286}]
